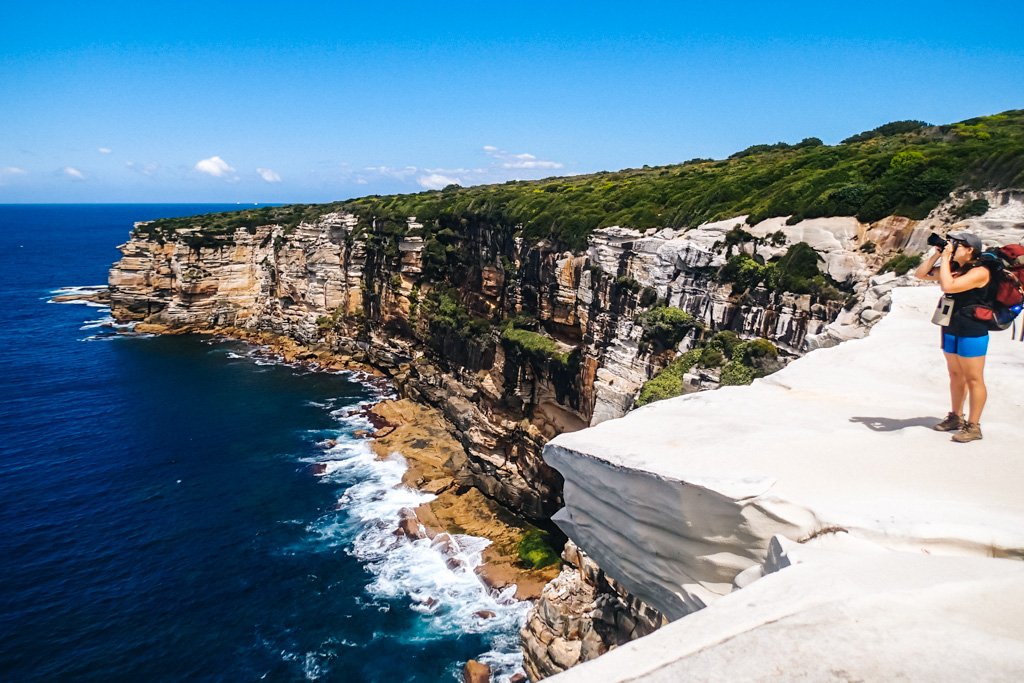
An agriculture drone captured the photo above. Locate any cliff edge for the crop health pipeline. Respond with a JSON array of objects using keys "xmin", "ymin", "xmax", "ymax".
[{"xmin": 545, "ymin": 284, "xmax": 1024, "ymax": 678}]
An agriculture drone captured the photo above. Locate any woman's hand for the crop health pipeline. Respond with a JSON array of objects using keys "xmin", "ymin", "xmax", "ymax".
[
  {"xmin": 914, "ymin": 246, "xmax": 943, "ymax": 281},
  {"xmin": 941, "ymin": 241, "xmax": 955, "ymax": 262}
]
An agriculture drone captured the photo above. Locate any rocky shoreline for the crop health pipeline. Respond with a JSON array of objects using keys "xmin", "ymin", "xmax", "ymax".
[
  {"xmin": 57, "ymin": 286, "xmax": 562, "ymax": 667},
  {"xmin": 182, "ymin": 326, "xmax": 563, "ymax": 602}
]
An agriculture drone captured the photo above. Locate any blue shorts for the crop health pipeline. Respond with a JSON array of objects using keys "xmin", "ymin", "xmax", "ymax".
[{"xmin": 941, "ymin": 333, "xmax": 989, "ymax": 358}]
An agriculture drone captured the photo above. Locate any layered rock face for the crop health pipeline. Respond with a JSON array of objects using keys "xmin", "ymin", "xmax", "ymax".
[
  {"xmin": 520, "ymin": 541, "xmax": 664, "ymax": 680},
  {"xmin": 109, "ymin": 210, "xmax": 878, "ymax": 516}
]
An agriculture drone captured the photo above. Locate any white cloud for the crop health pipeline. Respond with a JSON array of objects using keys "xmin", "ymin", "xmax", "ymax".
[
  {"xmin": 63, "ymin": 166, "xmax": 86, "ymax": 180},
  {"xmin": 417, "ymin": 173, "xmax": 461, "ymax": 190},
  {"xmin": 194, "ymin": 155, "xmax": 236, "ymax": 178},
  {"xmin": 424, "ymin": 166, "xmax": 471, "ymax": 175},
  {"xmin": 256, "ymin": 167, "xmax": 282, "ymax": 183},
  {"xmin": 483, "ymin": 146, "xmax": 563, "ymax": 170},
  {"xmin": 98, "ymin": 147, "xmax": 112, "ymax": 154},
  {"xmin": 125, "ymin": 161, "xmax": 159, "ymax": 176},
  {"xmin": 0, "ymin": 166, "xmax": 27, "ymax": 184},
  {"xmin": 364, "ymin": 165, "xmax": 419, "ymax": 181},
  {"xmin": 356, "ymin": 149, "xmax": 566, "ymax": 191}
]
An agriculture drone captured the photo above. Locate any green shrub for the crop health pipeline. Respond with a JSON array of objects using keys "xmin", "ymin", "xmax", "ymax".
[
  {"xmin": 420, "ymin": 234, "xmax": 460, "ymax": 281},
  {"xmin": 720, "ymin": 360, "xmax": 755, "ymax": 386},
  {"xmin": 735, "ymin": 337, "xmax": 778, "ymax": 363},
  {"xmin": 699, "ymin": 346, "xmax": 725, "ymax": 368},
  {"xmin": 723, "ymin": 224, "xmax": 755, "ymax": 249},
  {"xmin": 729, "ymin": 141, "xmax": 794, "ymax": 159},
  {"xmin": 518, "ymin": 529, "xmax": 560, "ymax": 569},
  {"xmin": 637, "ymin": 306, "xmax": 701, "ymax": 350},
  {"xmin": 613, "ymin": 276, "xmax": 642, "ymax": 293},
  {"xmin": 707, "ymin": 331, "xmax": 740, "ymax": 356},
  {"xmin": 500, "ymin": 254, "xmax": 518, "ymax": 275},
  {"xmin": 504, "ymin": 313, "xmax": 537, "ymax": 330},
  {"xmin": 889, "ymin": 150, "xmax": 927, "ymax": 170},
  {"xmin": 501, "ymin": 326, "xmax": 571, "ymax": 367},
  {"xmin": 954, "ymin": 122, "xmax": 991, "ymax": 140},
  {"xmin": 856, "ymin": 194, "xmax": 891, "ymax": 223},
  {"xmin": 953, "ymin": 197, "xmax": 990, "ymax": 218},
  {"xmin": 841, "ymin": 120, "xmax": 929, "ymax": 144},
  {"xmin": 634, "ymin": 349, "xmax": 702, "ymax": 407},
  {"xmin": 732, "ymin": 338, "xmax": 781, "ymax": 377},
  {"xmin": 719, "ymin": 242, "xmax": 842, "ymax": 299},
  {"xmin": 880, "ymin": 252, "xmax": 922, "ymax": 275},
  {"xmin": 424, "ymin": 288, "xmax": 490, "ymax": 340},
  {"xmin": 719, "ymin": 253, "xmax": 773, "ymax": 290}
]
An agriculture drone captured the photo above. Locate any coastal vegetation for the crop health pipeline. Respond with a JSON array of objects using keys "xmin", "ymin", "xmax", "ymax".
[
  {"xmin": 518, "ymin": 529, "xmax": 561, "ymax": 570},
  {"xmin": 880, "ymin": 252, "xmax": 923, "ymax": 275},
  {"xmin": 636, "ymin": 306, "xmax": 702, "ymax": 352},
  {"xmin": 136, "ymin": 110, "xmax": 1024, "ymax": 252},
  {"xmin": 421, "ymin": 287, "xmax": 490, "ymax": 343},
  {"xmin": 633, "ymin": 349, "xmax": 703, "ymax": 407},
  {"xmin": 634, "ymin": 332, "xmax": 780, "ymax": 406},
  {"xmin": 501, "ymin": 326, "xmax": 572, "ymax": 368},
  {"xmin": 953, "ymin": 197, "xmax": 990, "ymax": 218},
  {"xmin": 718, "ymin": 241, "xmax": 844, "ymax": 300}
]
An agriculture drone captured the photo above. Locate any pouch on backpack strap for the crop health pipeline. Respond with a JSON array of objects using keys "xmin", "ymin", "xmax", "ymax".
[{"xmin": 931, "ymin": 296, "xmax": 954, "ymax": 326}]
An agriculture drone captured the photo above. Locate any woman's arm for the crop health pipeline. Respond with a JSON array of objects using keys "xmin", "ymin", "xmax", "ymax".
[
  {"xmin": 939, "ymin": 243, "xmax": 991, "ymax": 293},
  {"xmin": 914, "ymin": 248, "xmax": 941, "ymax": 281}
]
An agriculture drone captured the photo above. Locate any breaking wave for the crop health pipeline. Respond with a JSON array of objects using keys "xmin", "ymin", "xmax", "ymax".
[{"xmin": 307, "ymin": 419, "xmax": 531, "ymax": 682}]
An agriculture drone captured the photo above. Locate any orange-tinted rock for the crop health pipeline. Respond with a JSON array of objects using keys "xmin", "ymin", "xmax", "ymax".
[{"xmin": 462, "ymin": 659, "xmax": 490, "ymax": 683}]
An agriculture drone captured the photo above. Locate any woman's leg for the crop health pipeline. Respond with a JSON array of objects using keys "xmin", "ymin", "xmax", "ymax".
[
  {"xmin": 943, "ymin": 352, "xmax": 966, "ymax": 415},
  {"xmin": 959, "ymin": 354, "xmax": 987, "ymax": 424}
]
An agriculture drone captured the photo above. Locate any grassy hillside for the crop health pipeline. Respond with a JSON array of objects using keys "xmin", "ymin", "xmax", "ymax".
[{"xmin": 141, "ymin": 110, "xmax": 1024, "ymax": 251}]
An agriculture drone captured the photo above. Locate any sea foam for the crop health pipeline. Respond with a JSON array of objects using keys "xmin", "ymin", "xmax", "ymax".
[{"xmin": 309, "ymin": 414, "xmax": 530, "ymax": 682}]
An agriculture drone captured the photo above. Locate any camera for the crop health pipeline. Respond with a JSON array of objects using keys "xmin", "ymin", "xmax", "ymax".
[{"xmin": 926, "ymin": 232, "xmax": 964, "ymax": 271}]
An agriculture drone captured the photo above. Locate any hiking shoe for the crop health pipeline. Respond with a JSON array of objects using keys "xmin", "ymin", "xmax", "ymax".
[
  {"xmin": 952, "ymin": 422, "xmax": 983, "ymax": 443},
  {"xmin": 933, "ymin": 412, "xmax": 965, "ymax": 432}
]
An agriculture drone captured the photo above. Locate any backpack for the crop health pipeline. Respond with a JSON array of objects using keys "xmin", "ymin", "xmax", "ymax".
[{"xmin": 963, "ymin": 244, "xmax": 1024, "ymax": 331}]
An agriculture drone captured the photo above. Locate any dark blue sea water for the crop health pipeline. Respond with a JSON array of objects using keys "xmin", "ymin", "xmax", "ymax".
[{"xmin": 0, "ymin": 205, "xmax": 526, "ymax": 682}]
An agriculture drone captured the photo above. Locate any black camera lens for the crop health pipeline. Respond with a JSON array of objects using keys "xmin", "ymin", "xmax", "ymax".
[{"xmin": 927, "ymin": 233, "xmax": 947, "ymax": 249}]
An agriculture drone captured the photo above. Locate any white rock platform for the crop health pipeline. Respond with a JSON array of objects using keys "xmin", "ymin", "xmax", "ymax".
[
  {"xmin": 549, "ymin": 538, "xmax": 1024, "ymax": 682},
  {"xmin": 544, "ymin": 285, "xmax": 1024, "ymax": 679}
]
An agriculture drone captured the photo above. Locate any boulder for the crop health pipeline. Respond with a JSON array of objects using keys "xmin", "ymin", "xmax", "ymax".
[{"xmin": 462, "ymin": 659, "xmax": 491, "ymax": 683}]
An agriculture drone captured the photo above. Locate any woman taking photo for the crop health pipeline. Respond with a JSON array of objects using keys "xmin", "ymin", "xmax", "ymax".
[{"xmin": 914, "ymin": 231, "xmax": 990, "ymax": 443}]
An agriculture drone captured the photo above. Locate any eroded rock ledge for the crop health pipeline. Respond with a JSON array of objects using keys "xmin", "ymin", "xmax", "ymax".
[{"xmin": 543, "ymin": 286, "xmax": 1024, "ymax": 679}]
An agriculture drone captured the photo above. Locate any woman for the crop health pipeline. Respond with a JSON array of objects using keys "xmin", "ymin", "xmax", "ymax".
[{"xmin": 914, "ymin": 231, "xmax": 990, "ymax": 443}]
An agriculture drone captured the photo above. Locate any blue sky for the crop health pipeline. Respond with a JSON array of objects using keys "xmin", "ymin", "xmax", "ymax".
[{"xmin": 1, "ymin": 1, "xmax": 1022, "ymax": 203}]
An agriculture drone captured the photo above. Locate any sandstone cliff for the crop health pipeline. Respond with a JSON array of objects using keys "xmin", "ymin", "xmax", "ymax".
[{"xmin": 107, "ymin": 189, "xmax": 1023, "ymax": 678}]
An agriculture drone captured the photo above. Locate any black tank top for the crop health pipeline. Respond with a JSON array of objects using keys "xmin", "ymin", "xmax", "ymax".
[{"xmin": 942, "ymin": 264, "xmax": 992, "ymax": 338}]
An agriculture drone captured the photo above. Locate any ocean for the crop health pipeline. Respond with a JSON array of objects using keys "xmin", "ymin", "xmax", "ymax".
[{"xmin": 0, "ymin": 205, "xmax": 527, "ymax": 682}]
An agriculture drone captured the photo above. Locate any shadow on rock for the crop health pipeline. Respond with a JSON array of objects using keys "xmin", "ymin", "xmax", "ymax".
[{"xmin": 849, "ymin": 416, "xmax": 937, "ymax": 432}]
